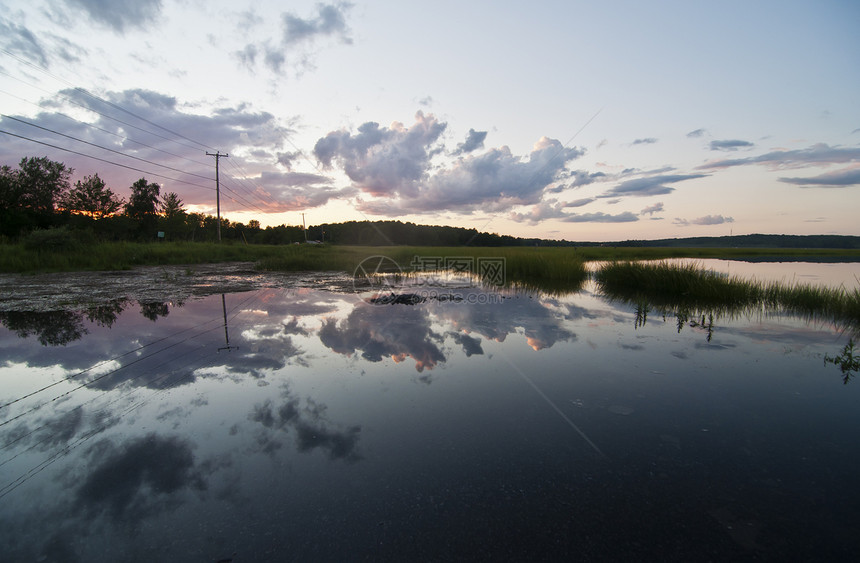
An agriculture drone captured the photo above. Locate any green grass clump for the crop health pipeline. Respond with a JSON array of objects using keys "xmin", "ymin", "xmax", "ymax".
[
  {"xmin": 594, "ymin": 261, "xmax": 757, "ymax": 308},
  {"xmin": 594, "ymin": 260, "xmax": 860, "ymax": 334}
]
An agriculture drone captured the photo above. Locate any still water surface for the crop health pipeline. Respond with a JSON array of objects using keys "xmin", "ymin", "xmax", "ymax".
[{"xmin": 1, "ymin": 261, "xmax": 858, "ymax": 561}]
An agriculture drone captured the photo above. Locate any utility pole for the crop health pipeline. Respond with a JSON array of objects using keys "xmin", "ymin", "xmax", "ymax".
[
  {"xmin": 302, "ymin": 212, "xmax": 308, "ymax": 242},
  {"xmin": 206, "ymin": 151, "xmax": 229, "ymax": 242}
]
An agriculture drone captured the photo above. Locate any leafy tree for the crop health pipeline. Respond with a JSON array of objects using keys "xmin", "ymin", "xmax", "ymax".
[
  {"xmin": 16, "ymin": 156, "xmax": 73, "ymax": 215},
  {"xmin": 125, "ymin": 178, "xmax": 161, "ymax": 219},
  {"xmin": 84, "ymin": 300, "xmax": 128, "ymax": 328},
  {"xmin": 125, "ymin": 178, "xmax": 161, "ymax": 237},
  {"xmin": 65, "ymin": 173, "xmax": 124, "ymax": 219},
  {"xmin": 139, "ymin": 301, "xmax": 170, "ymax": 321},
  {"xmin": 0, "ymin": 165, "xmax": 26, "ymax": 237},
  {"xmin": 0, "ymin": 310, "xmax": 87, "ymax": 346},
  {"xmin": 0, "ymin": 165, "xmax": 21, "ymax": 208}
]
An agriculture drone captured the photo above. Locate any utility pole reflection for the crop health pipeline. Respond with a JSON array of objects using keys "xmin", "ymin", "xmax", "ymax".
[{"xmin": 218, "ymin": 294, "xmax": 239, "ymax": 353}]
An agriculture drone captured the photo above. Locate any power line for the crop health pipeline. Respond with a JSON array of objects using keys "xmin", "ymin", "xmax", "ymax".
[
  {"xmin": 0, "ymin": 87, "xmax": 212, "ymax": 168},
  {"xmin": 0, "ymin": 289, "xmax": 263, "ymax": 446},
  {"xmin": 0, "ymin": 128, "xmax": 215, "ymax": 191},
  {"xmin": 217, "ymin": 175, "xmax": 276, "ymax": 215},
  {"xmin": 0, "ymin": 48, "xmax": 214, "ymax": 152},
  {"xmin": 74, "ymin": 87, "xmax": 214, "ymax": 151},
  {"xmin": 223, "ymin": 159, "xmax": 281, "ymax": 209},
  {"xmin": 2, "ymin": 123, "xmax": 273, "ymax": 217},
  {"xmin": 0, "ymin": 311, "xmax": 226, "ymax": 413},
  {"xmin": 0, "ymin": 292, "xmax": 264, "ymax": 499},
  {"xmin": 0, "ymin": 52, "xmax": 310, "ymax": 221},
  {"xmin": 3, "ymin": 115, "xmax": 214, "ymax": 183},
  {"xmin": 0, "ymin": 291, "xmax": 262, "ymax": 430},
  {"xmin": 0, "ymin": 343, "xmax": 212, "ymax": 467},
  {"xmin": 0, "ymin": 120, "xmax": 274, "ymax": 215},
  {"xmin": 0, "ymin": 88, "xmax": 277, "ymax": 214},
  {"xmin": 0, "ymin": 321, "xmax": 217, "ymax": 430},
  {"xmin": 0, "ymin": 68, "xmax": 208, "ymax": 154}
]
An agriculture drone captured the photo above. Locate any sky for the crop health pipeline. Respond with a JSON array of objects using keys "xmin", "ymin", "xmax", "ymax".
[{"xmin": 1, "ymin": 0, "xmax": 858, "ymax": 242}]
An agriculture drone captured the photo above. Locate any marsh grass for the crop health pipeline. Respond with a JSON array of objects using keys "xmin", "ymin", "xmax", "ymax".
[
  {"xmin": 2, "ymin": 241, "xmax": 856, "ymax": 313},
  {"xmin": 595, "ymin": 261, "xmax": 860, "ymax": 334},
  {"xmin": 258, "ymin": 245, "xmax": 589, "ymax": 291},
  {"xmin": 0, "ymin": 241, "xmax": 289, "ymax": 273},
  {"xmin": 4, "ymin": 240, "xmax": 858, "ymax": 274}
]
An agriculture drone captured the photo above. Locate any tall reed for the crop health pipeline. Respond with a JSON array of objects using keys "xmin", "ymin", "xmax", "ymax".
[{"xmin": 594, "ymin": 261, "xmax": 860, "ymax": 334}]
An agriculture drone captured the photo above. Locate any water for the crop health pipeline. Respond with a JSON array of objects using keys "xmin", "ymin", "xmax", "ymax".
[{"xmin": 1, "ymin": 261, "xmax": 859, "ymax": 561}]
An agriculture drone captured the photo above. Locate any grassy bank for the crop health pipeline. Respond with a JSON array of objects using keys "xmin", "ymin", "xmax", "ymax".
[
  {"xmin": 0, "ymin": 241, "xmax": 293, "ymax": 273},
  {"xmin": 2, "ymin": 240, "xmax": 858, "ymax": 277},
  {"xmin": 0, "ymin": 242, "xmax": 590, "ymax": 289},
  {"xmin": 595, "ymin": 260, "xmax": 860, "ymax": 333},
  {"xmin": 3, "ymin": 240, "xmax": 858, "ymax": 332}
]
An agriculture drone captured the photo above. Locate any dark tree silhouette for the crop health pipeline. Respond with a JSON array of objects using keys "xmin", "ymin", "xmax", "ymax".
[
  {"xmin": 16, "ymin": 156, "xmax": 73, "ymax": 215},
  {"xmin": 65, "ymin": 173, "xmax": 124, "ymax": 219},
  {"xmin": 161, "ymin": 191, "xmax": 185, "ymax": 220},
  {"xmin": 84, "ymin": 300, "xmax": 128, "ymax": 328},
  {"xmin": 125, "ymin": 178, "xmax": 161, "ymax": 237},
  {"xmin": 0, "ymin": 310, "xmax": 87, "ymax": 346},
  {"xmin": 139, "ymin": 301, "xmax": 170, "ymax": 321}
]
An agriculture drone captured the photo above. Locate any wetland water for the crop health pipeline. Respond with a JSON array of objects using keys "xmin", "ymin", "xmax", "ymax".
[{"xmin": 1, "ymin": 260, "xmax": 859, "ymax": 561}]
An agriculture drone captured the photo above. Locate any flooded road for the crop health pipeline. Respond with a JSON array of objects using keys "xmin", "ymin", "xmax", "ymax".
[
  {"xmin": 1, "ymin": 261, "xmax": 859, "ymax": 561},
  {"xmin": 0, "ymin": 263, "xmax": 354, "ymax": 312}
]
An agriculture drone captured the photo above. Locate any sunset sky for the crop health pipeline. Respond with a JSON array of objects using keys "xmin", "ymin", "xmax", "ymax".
[{"xmin": 1, "ymin": 0, "xmax": 858, "ymax": 241}]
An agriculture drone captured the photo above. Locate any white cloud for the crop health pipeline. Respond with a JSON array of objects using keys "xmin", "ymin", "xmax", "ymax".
[
  {"xmin": 779, "ymin": 166, "xmax": 860, "ymax": 187},
  {"xmin": 710, "ymin": 139, "xmax": 754, "ymax": 151},
  {"xmin": 282, "ymin": 2, "xmax": 353, "ymax": 45},
  {"xmin": 63, "ymin": 0, "xmax": 163, "ymax": 33},
  {"xmin": 315, "ymin": 113, "xmax": 584, "ymax": 215},
  {"xmin": 698, "ymin": 143, "xmax": 860, "ymax": 170},
  {"xmin": 454, "ymin": 129, "xmax": 487, "ymax": 155},
  {"xmin": 562, "ymin": 212, "xmax": 638, "ymax": 223},
  {"xmin": 236, "ymin": 2, "xmax": 353, "ymax": 75},
  {"xmin": 673, "ymin": 214, "xmax": 734, "ymax": 226},
  {"xmin": 602, "ymin": 174, "xmax": 707, "ymax": 198},
  {"xmin": 640, "ymin": 202, "xmax": 664, "ymax": 216}
]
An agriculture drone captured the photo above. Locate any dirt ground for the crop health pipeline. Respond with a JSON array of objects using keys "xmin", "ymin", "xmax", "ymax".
[{"xmin": 0, "ymin": 263, "xmax": 357, "ymax": 312}]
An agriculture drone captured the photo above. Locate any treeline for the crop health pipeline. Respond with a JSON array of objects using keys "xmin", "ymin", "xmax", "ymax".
[
  {"xmin": 615, "ymin": 234, "xmax": 860, "ymax": 249},
  {"xmin": 0, "ymin": 156, "xmax": 308, "ymax": 245},
  {"xmin": 0, "ymin": 299, "xmax": 173, "ymax": 346},
  {"xmin": 0, "ymin": 156, "xmax": 570, "ymax": 248},
  {"xmin": 303, "ymin": 221, "xmax": 574, "ymax": 247},
  {"xmin": 4, "ymin": 156, "xmax": 857, "ymax": 250}
]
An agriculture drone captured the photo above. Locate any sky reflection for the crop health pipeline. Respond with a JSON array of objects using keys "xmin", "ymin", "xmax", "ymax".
[{"xmin": 1, "ymin": 276, "xmax": 859, "ymax": 560}]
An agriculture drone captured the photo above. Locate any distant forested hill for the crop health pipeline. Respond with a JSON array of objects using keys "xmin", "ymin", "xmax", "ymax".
[
  {"xmin": 306, "ymin": 221, "xmax": 859, "ymax": 249},
  {"xmin": 613, "ymin": 234, "xmax": 860, "ymax": 249},
  {"xmin": 307, "ymin": 220, "xmax": 571, "ymax": 246}
]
